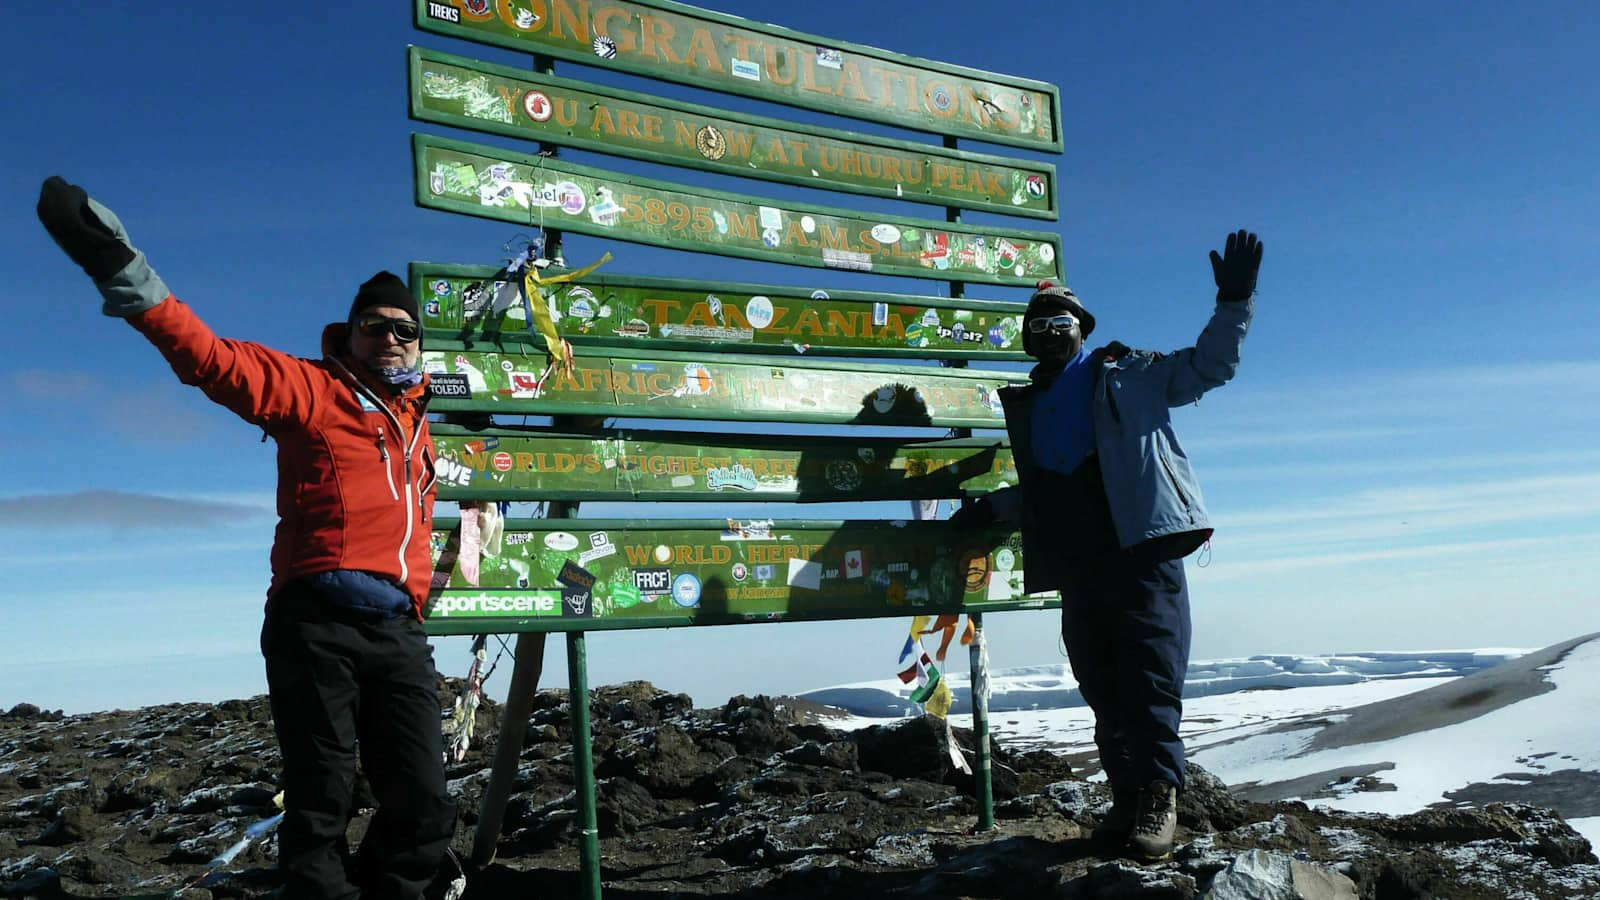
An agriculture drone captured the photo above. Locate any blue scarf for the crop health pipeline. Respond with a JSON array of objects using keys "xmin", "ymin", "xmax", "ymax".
[
  {"xmin": 375, "ymin": 364, "xmax": 423, "ymax": 388},
  {"xmin": 1030, "ymin": 347, "xmax": 1097, "ymax": 476}
]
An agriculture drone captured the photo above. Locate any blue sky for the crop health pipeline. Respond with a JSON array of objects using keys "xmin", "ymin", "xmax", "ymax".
[{"xmin": 2, "ymin": 2, "xmax": 1596, "ymax": 713}]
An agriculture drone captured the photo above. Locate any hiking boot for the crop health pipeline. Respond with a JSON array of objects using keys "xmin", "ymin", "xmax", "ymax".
[
  {"xmin": 1128, "ymin": 780, "xmax": 1178, "ymax": 860},
  {"xmin": 1091, "ymin": 790, "xmax": 1138, "ymax": 846}
]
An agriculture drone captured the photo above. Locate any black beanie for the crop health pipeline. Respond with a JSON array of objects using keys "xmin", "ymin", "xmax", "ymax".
[{"xmin": 348, "ymin": 271, "xmax": 419, "ymax": 324}]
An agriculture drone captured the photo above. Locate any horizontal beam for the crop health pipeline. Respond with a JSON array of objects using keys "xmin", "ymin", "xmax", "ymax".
[
  {"xmin": 422, "ymin": 342, "xmax": 1021, "ymax": 428},
  {"xmin": 413, "ymin": 134, "xmax": 1062, "ymax": 286},
  {"xmin": 410, "ymin": 262, "xmax": 1032, "ymax": 360},
  {"xmin": 409, "ymin": 47, "xmax": 1058, "ymax": 219},
  {"xmin": 424, "ymin": 517, "xmax": 1054, "ymax": 634},
  {"xmin": 431, "ymin": 424, "xmax": 1015, "ymax": 502},
  {"xmin": 413, "ymin": 0, "xmax": 1062, "ymax": 151}
]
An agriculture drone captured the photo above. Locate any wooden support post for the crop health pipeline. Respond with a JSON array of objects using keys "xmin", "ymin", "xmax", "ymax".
[{"xmin": 469, "ymin": 632, "xmax": 547, "ymax": 866}]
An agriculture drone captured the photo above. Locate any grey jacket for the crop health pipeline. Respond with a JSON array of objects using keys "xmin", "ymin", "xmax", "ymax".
[{"xmin": 991, "ymin": 298, "xmax": 1253, "ymax": 593}]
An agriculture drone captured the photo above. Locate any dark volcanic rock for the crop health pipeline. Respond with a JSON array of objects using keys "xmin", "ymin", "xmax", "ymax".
[{"xmin": 2, "ymin": 682, "xmax": 1598, "ymax": 899}]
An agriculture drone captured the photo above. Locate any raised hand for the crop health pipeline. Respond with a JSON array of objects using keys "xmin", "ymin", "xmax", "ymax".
[{"xmin": 1209, "ymin": 229, "xmax": 1264, "ymax": 304}]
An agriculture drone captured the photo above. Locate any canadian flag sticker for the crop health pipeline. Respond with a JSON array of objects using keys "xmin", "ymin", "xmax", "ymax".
[{"xmin": 843, "ymin": 549, "xmax": 866, "ymax": 580}]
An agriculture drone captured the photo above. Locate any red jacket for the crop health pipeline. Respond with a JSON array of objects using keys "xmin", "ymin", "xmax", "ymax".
[{"xmin": 130, "ymin": 296, "xmax": 437, "ymax": 616}]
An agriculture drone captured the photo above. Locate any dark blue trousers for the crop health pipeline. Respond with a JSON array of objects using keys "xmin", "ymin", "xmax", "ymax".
[
  {"xmin": 261, "ymin": 581, "xmax": 456, "ymax": 900},
  {"xmin": 1060, "ymin": 553, "xmax": 1191, "ymax": 792}
]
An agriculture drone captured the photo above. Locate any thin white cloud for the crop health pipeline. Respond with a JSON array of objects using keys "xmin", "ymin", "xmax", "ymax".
[
  {"xmin": 1195, "ymin": 531, "xmax": 1600, "ymax": 581},
  {"xmin": 0, "ymin": 489, "xmax": 272, "ymax": 529},
  {"xmin": 2, "ymin": 368, "xmax": 225, "ymax": 445}
]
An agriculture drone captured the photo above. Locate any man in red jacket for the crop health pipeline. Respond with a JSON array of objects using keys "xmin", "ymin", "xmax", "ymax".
[{"xmin": 37, "ymin": 177, "xmax": 455, "ymax": 900}]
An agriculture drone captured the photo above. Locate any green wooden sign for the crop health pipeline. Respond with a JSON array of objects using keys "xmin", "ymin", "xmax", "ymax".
[
  {"xmin": 424, "ymin": 518, "xmax": 1054, "ymax": 634},
  {"xmin": 413, "ymin": 0, "xmax": 1062, "ymax": 152},
  {"xmin": 409, "ymin": 47, "xmax": 1058, "ymax": 219},
  {"xmin": 414, "ymin": 135, "xmax": 1062, "ymax": 285},
  {"xmin": 411, "ymin": 262, "xmax": 1031, "ymax": 359},
  {"xmin": 431, "ymin": 424, "xmax": 1016, "ymax": 502},
  {"xmin": 422, "ymin": 343, "xmax": 1019, "ymax": 428}
]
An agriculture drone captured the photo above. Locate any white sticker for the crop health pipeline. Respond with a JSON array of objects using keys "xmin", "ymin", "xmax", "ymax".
[
  {"xmin": 787, "ymin": 557, "xmax": 822, "ymax": 590},
  {"xmin": 758, "ymin": 206, "xmax": 784, "ymax": 231},
  {"xmin": 801, "ymin": 215, "xmax": 816, "ymax": 234},
  {"xmin": 1039, "ymin": 243, "xmax": 1055, "ymax": 264},
  {"xmin": 870, "ymin": 223, "xmax": 901, "ymax": 244},
  {"xmin": 653, "ymin": 544, "xmax": 673, "ymax": 564},
  {"xmin": 670, "ymin": 474, "xmax": 695, "ymax": 487},
  {"xmin": 731, "ymin": 58, "xmax": 761, "ymax": 81},
  {"xmin": 745, "ymin": 296, "xmax": 774, "ymax": 329},
  {"xmin": 544, "ymin": 532, "xmax": 579, "ymax": 551}
]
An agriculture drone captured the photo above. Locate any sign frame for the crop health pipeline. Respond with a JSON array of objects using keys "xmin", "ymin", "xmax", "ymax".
[
  {"xmin": 413, "ymin": 0, "xmax": 1063, "ymax": 152},
  {"xmin": 414, "ymin": 134, "xmax": 1063, "ymax": 286},
  {"xmin": 410, "ymin": 262, "xmax": 1035, "ymax": 360},
  {"xmin": 408, "ymin": 46, "xmax": 1058, "ymax": 219}
]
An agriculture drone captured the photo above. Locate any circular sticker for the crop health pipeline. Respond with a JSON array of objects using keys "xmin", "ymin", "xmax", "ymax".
[
  {"xmin": 522, "ymin": 90, "xmax": 553, "ymax": 122},
  {"xmin": 762, "ymin": 228, "xmax": 781, "ymax": 249},
  {"xmin": 653, "ymin": 545, "xmax": 672, "ymax": 564},
  {"xmin": 492, "ymin": 452, "xmax": 513, "ymax": 472},
  {"xmin": 994, "ymin": 548, "xmax": 1016, "ymax": 572},
  {"xmin": 558, "ymin": 182, "xmax": 585, "ymax": 215},
  {"xmin": 825, "ymin": 459, "xmax": 863, "ymax": 492},
  {"xmin": 931, "ymin": 87, "xmax": 951, "ymax": 111},
  {"xmin": 801, "ymin": 216, "xmax": 816, "ymax": 234},
  {"xmin": 593, "ymin": 35, "xmax": 618, "ymax": 59},
  {"xmin": 870, "ymin": 223, "xmax": 901, "ymax": 244},
  {"xmin": 732, "ymin": 562, "xmax": 748, "ymax": 582},
  {"xmin": 745, "ymin": 296, "xmax": 774, "ymax": 329},
  {"xmin": 672, "ymin": 573, "xmax": 702, "ymax": 608},
  {"xmin": 695, "ymin": 125, "xmax": 728, "ymax": 160},
  {"xmin": 961, "ymin": 549, "xmax": 992, "ymax": 593},
  {"xmin": 545, "ymin": 531, "xmax": 579, "ymax": 551},
  {"xmin": 501, "ymin": 360, "xmax": 515, "ymax": 371},
  {"xmin": 431, "ymin": 279, "xmax": 451, "ymax": 296},
  {"xmin": 1039, "ymin": 243, "xmax": 1055, "ymax": 264},
  {"xmin": 682, "ymin": 363, "xmax": 713, "ymax": 395},
  {"xmin": 811, "ymin": 289, "xmax": 829, "ymax": 301},
  {"xmin": 707, "ymin": 295, "xmax": 723, "ymax": 320}
]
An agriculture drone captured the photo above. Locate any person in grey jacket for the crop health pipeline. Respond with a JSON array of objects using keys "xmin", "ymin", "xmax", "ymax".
[{"xmin": 951, "ymin": 230, "xmax": 1262, "ymax": 859}]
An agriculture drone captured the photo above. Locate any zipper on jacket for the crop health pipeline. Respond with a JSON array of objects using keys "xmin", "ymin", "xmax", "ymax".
[
  {"xmin": 330, "ymin": 356, "xmax": 420, "ymax": 594},
  {"xmin": 376, "ymin": 426, "xmax": 399, "ymax": 501},
  {"xmin": 398, "ymin": 413, "xmax": 428, "ymax": 583},
  {"xmin": 1157, "ymin": 447, "xmax": 1193, "ymax": 511}
]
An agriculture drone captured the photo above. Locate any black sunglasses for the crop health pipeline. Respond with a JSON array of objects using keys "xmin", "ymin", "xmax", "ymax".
[{"xmin": 355, "ymin": 314, "xmax": 421, "ymax": 343}]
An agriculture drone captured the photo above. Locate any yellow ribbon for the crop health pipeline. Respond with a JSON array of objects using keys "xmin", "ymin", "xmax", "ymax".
[{"xmin": 520, "ymin": 252, "xmax": 612, "ymax": 365}]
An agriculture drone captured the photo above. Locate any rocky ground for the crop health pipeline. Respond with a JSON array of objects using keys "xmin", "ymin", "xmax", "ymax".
[{"xmin": 3, "ymin": 681, "xmax": 1598, "ymax": 899}]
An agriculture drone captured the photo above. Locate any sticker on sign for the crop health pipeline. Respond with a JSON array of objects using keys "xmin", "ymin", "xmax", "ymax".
[{"xmin": 430, "ymin": 591, "xmax": 561, "ymax": 617}]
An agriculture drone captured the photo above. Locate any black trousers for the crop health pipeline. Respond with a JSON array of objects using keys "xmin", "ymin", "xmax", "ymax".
[
  {"xmin": 1060, "ymin": 553, "xmax": 1191, "ymax": 794},
  {"xmin": 261, "ymin": 580, "xmax": 456, "ymax": 900}
]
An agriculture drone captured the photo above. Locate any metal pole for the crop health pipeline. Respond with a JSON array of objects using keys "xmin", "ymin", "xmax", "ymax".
[
  {"xmin": 941, "ymin": 135, "xmax": 995, "ymax": 831},
  {"xmin": 470, "ymin": 632, "xmax": 546, "ymax": 866},
  {"xmin": 567, "ymin": 631, "xmax": 602, "ymax": 899},
  {"xmin": 968, "ymin": 614, "xmax": 994, "ymax": 830}
]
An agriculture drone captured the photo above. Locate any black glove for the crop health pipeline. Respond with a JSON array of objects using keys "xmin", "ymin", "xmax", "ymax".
[
  {"xmin": 36, "ymin": 176, "xmax": 168, "ymax": 317},
  {"xmin": 37, "ymin": 176, "xmax": 136, "ymax": 281},
  {"xmin": 1209, "ymin": 229, "xmax": 1264, "ymax": 304},
  {"xmin": 948, "ymin": 497, "xmax": 995, "ymax": 531}
]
